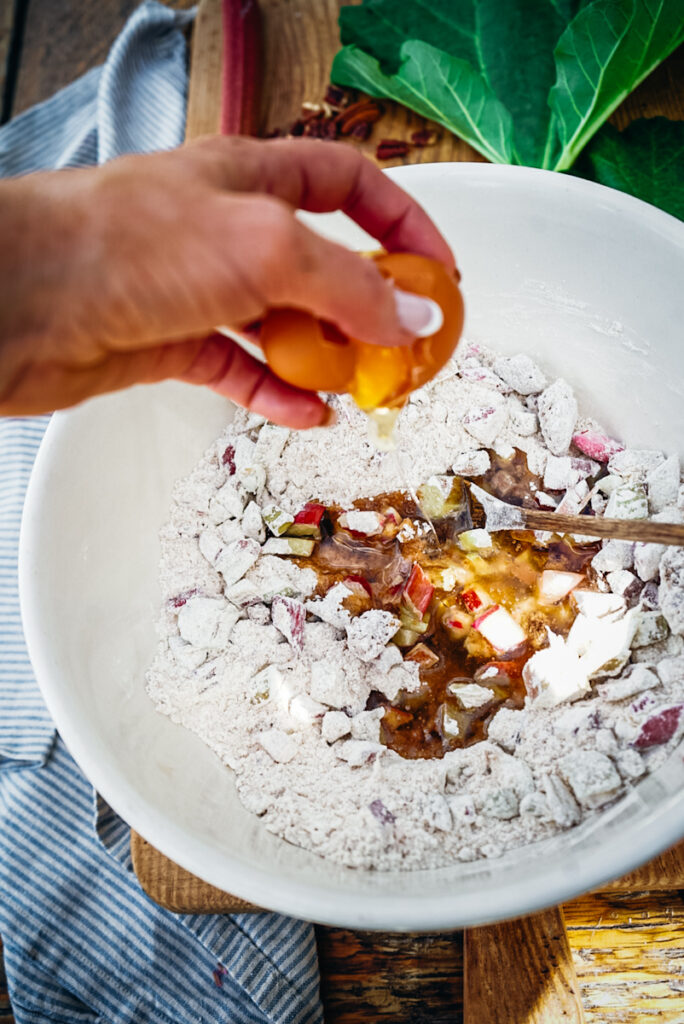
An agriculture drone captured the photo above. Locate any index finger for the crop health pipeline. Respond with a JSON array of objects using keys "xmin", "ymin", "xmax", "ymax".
[{"xmin": 188, "ymin": 136, "xmax": 455, "ymax": 271}]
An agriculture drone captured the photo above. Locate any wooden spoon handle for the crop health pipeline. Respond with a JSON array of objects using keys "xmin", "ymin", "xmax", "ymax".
[{"xmin": 520, "ymin": 508, "xmax": 684, "ymax": 545}]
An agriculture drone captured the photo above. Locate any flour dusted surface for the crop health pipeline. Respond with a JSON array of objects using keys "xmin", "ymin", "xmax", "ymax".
[{"xmin": 147, "ymin": 341, "xmax": 684, "ymax": 871}]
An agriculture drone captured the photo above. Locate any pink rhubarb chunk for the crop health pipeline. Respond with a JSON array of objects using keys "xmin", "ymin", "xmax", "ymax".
[
  {"xmin": 632, "ymin": 705, "xmax": 683, "ymax": 749},
  {"xmin": 473, "ymin": 605, "xmax": 526, "ymax": 653},
  {"xmin": 461, "ymin": 585, "xmax": 493, "ymax": 614},
  {"xmin": 403, "ymin": 563, "xmax": 434, "ymax": 617},
  {"xmin": 443, "ymin": 608, "xmax": 473, "ymax": 639},
  {"xmin": 572, "ymin": 429, "xmax": 624, "ymax": 463},
  {"xmin": 271, "ymin": 595, "xmax": 306, "ymax": 652},
  {"xmin": 289, "ymin": 501, "xmax": 326, "ymax": 537}
]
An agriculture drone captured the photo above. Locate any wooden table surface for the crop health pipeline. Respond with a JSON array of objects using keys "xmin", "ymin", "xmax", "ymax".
[{"xmin": 2, "ymin": 3, "xmax": 683, "ymax": 1023}]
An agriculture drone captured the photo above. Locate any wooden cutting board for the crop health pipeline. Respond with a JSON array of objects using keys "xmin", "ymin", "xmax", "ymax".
[{"xmin": 132, "ymin": 2, "xmax": 684, "ymax": 1020}]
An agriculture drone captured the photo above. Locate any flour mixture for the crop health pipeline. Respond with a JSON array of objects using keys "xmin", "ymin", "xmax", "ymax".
[{"xmin": 147, "ymin": 342, "xmax": 684, "ymax": 870}]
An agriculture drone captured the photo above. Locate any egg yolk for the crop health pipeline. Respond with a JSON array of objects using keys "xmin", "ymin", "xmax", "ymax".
[{"xmin": 259, "ymin": 252, "xmax": 464, "ymax": 410}]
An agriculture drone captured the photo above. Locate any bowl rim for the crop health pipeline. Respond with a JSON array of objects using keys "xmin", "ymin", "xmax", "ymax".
[{"xmin": 19, "ymin": 162, "xmax": 684, "ymax": 930}]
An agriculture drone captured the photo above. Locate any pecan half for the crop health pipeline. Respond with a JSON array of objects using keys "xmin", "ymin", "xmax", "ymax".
[
  {"xmin": 337, "ymin": 99, "xmax": 384, "ymax": 135},
  {"xmin": 411, "ymin": 128, "xmax": 441, "ymax": 147},
  {"xmin": 376, "ymin": 138, "xmax": 411, "ymax": 160}
]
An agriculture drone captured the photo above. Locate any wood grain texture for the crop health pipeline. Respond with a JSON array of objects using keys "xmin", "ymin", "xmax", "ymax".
[
  {"xmin": 130, "ymin": 833, "xmax": 262, "ymax": 913},
  {"xmin": 0, "ymin": 936, "xmax": 14, "ymax": 1023},
  {"xmin": 131, "ymin": 831, "xmax": 684, "ymax": 914},
  {"xmin": 184, "ymin": 0, "xmax": 482, "ymax": 165},
  {"xmin": 0, "ymin": 0, "xmax": 15, "ymax": 119},
  {"xmin": 465, "ymin": 907, "xmax": 585, "ymax": 1023},
  {"xmin": 186, "ymin": 0, "xmax": 223, "ymax": 139},
  {"xmin": 566, "ymin": 891, "xmax": 684, "ymax": 1023},
  {"xmin": 317, "ymin": 927, "xmax": 463, "ymax": 1023},
  {"xmin": 612, "ymin": 45, "xmax": 684, "ymax": 128},
  {"xmin": 516, "ymin": 509, "xmax": 684, "ymax": 546},
  {"xmin": 11, "ymin": 0, "xmax": 195, "ymax": 117}
]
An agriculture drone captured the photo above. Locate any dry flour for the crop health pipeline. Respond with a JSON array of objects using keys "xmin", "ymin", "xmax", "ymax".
[{"xmin": 146, "ymin": 342, "xmax": 684, "ymax": 870}]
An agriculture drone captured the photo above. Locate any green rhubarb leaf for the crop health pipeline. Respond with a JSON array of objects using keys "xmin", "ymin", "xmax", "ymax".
[
  {"xmin": 338, "ymin": 0, "xmax": 588, "ymax": 166},
  {"xmin": 332, "ymin": 41, "xmax": 514, "ymax": 165},
  {"xmin": 549, "ymin": 0, "xmax": 684, "ymax": 171},
  {"xmin": 476, "ymin": 0, "xmax": 582, "ymax": 166},
  {"xmin": 339, "ymin": 0, "xmax": 478, "ymax": 73},
  {"xmin": 576, "ymin": 117, "xmax": 684, "ymax": 220}
]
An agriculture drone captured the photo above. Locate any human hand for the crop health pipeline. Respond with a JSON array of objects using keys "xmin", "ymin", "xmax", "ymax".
[{"xmin": 0, "ymin": 136, "xmax": 453, "ymax": 425}]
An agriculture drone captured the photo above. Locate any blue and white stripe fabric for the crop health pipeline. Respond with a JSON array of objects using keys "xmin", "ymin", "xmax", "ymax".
[{"xmin": 0, "ymin": 4, "xmax": 323, "ymax": 1021}]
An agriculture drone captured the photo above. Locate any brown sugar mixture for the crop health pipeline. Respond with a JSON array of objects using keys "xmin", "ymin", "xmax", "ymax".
[{"xmin": 294, "ymin": 450, "xmax": 600, "ymax": 760}]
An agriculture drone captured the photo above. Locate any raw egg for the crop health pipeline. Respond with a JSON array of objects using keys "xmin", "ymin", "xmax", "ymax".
[{"xmin": 260, "ymin": 252, "xmax": 464, "ymax": 410}]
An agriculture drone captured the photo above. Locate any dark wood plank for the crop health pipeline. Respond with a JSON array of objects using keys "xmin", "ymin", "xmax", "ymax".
[
  {"xmin": 0, "ymin": 936, "xmax": 14, "ymax": 1023},
  {"xmin": 465, "ymin": 908, "xmax": 584, "ymax": 1024},
  {"xmin": 0, "ymin": 0, "xmax": 22, "ymax": 124},
  {"xmin": 0, "ymin": 1, "xmax": 14, "ymax": 113},
  {"xmin": 612, "ymin": 45, "xmax": 684, "ymax": 128},
  {"xmin": 316, "ymin": 927, "xmax": 464, "ymax": 1024},
  {"xmin": 11, "ymin": 0, "xmax": 195, "ymax": 118}
]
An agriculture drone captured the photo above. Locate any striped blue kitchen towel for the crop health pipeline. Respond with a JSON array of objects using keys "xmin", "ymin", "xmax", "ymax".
[{"xmin": 0, "ymin": 4, "xmax": 323, "ymax": 1022}]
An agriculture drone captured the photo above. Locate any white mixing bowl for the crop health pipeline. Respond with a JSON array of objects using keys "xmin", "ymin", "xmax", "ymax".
[{"xmin": 20, "ymin": 164, "xmax": 684, "ymax": 930}]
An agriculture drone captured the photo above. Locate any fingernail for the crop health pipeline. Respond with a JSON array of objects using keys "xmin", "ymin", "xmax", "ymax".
[
  {"xmin": 319, "ymin": 404, "xmax": 337, "ymax": 427},
  {"xmin": 394, "ymin": 289, "xmax": 444, "ymax": 338}
]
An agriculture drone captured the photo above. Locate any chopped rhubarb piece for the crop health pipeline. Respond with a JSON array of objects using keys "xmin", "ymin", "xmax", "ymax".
[
  {"xmin": 392, "ymin": 627, "xmax": 420, "ymax": 647},
  {"xmin": 221, "ymin": 444, "xmax": 236, "ymax": 473},
  {"xmin": 572, "ymin": 429, "xmax": 624, "ymax": 463},
  {"xmin": 271, "ymin": 595, "xmax": 305, "ymax": 652},
  {"xmin": 538, "ymin": 569, "xmax": 584, "ymax": 604},
  {"xmin": 632, "ymin": 705, "xmax": 683, "ymax": 749},
  {"xmin": 369, "ymin": 798, "xmax": 396, "ymax": 824},
  {"xmin": 344, "ymin": 574, "xmax": 373, "ymax": 598},
  {"xmin": 383, "ymin": 706, "xmax": 413, "ymax": 729},
  {"xmin": 443, "ymin": 608, "xmax": 473, "ymax": 640},
  {"xmin": 398, "ymin": 604, "xmax": 429, "ymax": 633},
  {"xmin": 288, "ymin": 502, "xmax": 326, "ymax": 538},
  {"xmin": 418, "ymin": 475, "xmax": 453, "ymax": 517},
  {"xmin": 405, "ymin": 642, "xmax": 439, "ymax": 667},
  {"xmin": 382, "ymin": 507, "xmax": 402, "ymax": 538},
  {"xmin": 262, "ymin": 537, "xmax": 315, "ymax": 556},
  {"xmin": 403, "ymin": 563, "xmax": 435, "ymax": 617},
  {"xmin": 473, "ymin": 605, "xmax": 527, "ymax": 653},
  {"xmin": 461, "ymin": 585, "xmax": 493, "ymax": 614},
  {"xmin": 472, "ymin": 605, "xmax": 498, "ymax": 629},
  {"xmin": 341, "ymin": 576, "xmax": 373, "ymax": 615},
  {"xmin": 338, "ymin": 510, "xmax": 385, "ymax": 536},
  {"xmin": 262, "ymin": 504, "xmax": 294, "ymax": 536}
]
